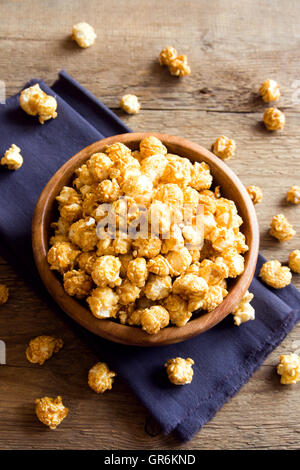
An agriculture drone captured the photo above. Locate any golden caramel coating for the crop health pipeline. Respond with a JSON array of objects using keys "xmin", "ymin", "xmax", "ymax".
[
  {"xmin": 87, "ymin": 287, "xmax": 119, "ymax": 319},
  {"xmin": 190, "ymin": 162, "xmax": 213, "ymax": 191},
  {"xmin": 20, "ymin": 84, "xmax": 57, "ymax": 124},
  {"xmin": 277, "ymin": 354, "xmax": 300, "ymax": 384},
  {"xmin": 0, "ymin": 284, "xmax": 9, "ymax": 305},
  {"xmin": 286, "ymin": 185, "xmax": 300, "ymax": 205},
  {"xmin": 166, "ymin": 246, "xmax": 192, "ymax": 276},
  {"xmin": 169, "ymin": 55, "xmax": 191, "ymax": 77},
  {"xmin": 189, "ymin": 285, "xmax": 228, "ymax": 312},
  {"xmin": 63, "ymin": 269, "xmax": 93, "ymax": 299},
  {"xmin": 246, "ymin": 185, "xmax": 263, "ymax": 205},
  {"xmin": 77, "ymin": 251, "xmax": 97, "ymax": 274},
  {"xmin": 132, "ymin": 236, "xmax": 162, "ymax": 259},
  {"xmin": 222, "ymin": 248, "xmax": 245, "ymax": 278},
  {"xmin": 212, "ymin": 136, "xmax": 236, "ymax": 161},
  {"xmin": 72, "ymin": 22, "xmax": 96, "ymax": 48},
  {"xmin": 35, "ymin": 396, "xmax": 68, "ymax": 429},
  {"xmin": 196, "ymin": 258, "xmax": 229, "ymax": 285},
  {"xmin": 161, "ymin": 154, "xmax": 192, "ymax": 186},
  {"xmin": 26, "ymin": 336, "xmax": 63, "ymax": 365},
  {"xmin": 172, "ymin": 273, "xmax": 208, "ymax": 298},
  {"xmin": 86, "ymin": 152, "xmax": 113, "ymax": 182},
  {"xmin": 95, "ymin": 178, "xmax": 120, "ymax": 203},
  {"xmin": 163, "ymin": 294, "xmax": 192, "ymax": 327},
  {"xmin": 144, "ymin": 274, "xmax": 172, "ymax": 301},
  {"xmin": 88, "ymin": 362, "xmax": 116, "ymax": 393},
  {"xmin": 69, "ymin": 217, "xmax": 98, "ymax": 251},
  {"xmin": 141, "ymin": 305, "xmax": 169, "ymax": 334},
  {"xmin": 121, "ymin": 173, "xmax": 153, "ymax": 205},
  {"xmin": 232, "ymin": 291, "xmax": 255, "ymax": 326},
  {"xmin": 141, "ymin": 155, "xmax": 168, "ymax": 185},
  {"xmin": 120, "ymin": 94, "xmax": 141, "ymax": 114},
  {"xmin": 263, "ymin": 107, "xmax": 285, "ymax": 131},
  {"xmin": 140, "ymin": 136, "xmax": 167, "ymax": 159},
  {"xmin": 288, "ymin": 250, "xmax": 300, "ymax": 274},
  {"xmin": 269, "ymin": 213, "xmax": 296, "ymax": 242},
  {"xmin": 259, "ymin": 260, "xmax": 292, "ymax": 289},
  {"xmin": 159, "ymin": 46, "xmax": 178, "ymax": 66},
  {"xmin": 116, "ymin": 279, "xmax": 141, "ymax": 305},
  {"xmin": 1, "ymin": 144, "xmax": 23, "ymax": 170},
  {"xmin": 112, "ymin": 232, "xmax": 132, "ymax": 255},
  {"xmin": 147, "ymin": 255, "xmax": 170, "ymax": 276},
  {"xmin": 127, "ymin": 257, "xmax": 148, "ymax": 287},
  {"xmin": 165, "ymin": 357, "xmax": 194, "ymax": 385},
  {"xmin": 259, "ymin": 79, "xmax": 280, "ymax": 102},
  {"xmin": 154, "ymin": 183, "xmax": 183, "ymax": 207},
  {"xmin": 47, "ymin": 241, "xmax": 80, "ymax": 273},
  {"xmin": 92, "ymin": 255, "xmax": 121, "ymax": 288}
]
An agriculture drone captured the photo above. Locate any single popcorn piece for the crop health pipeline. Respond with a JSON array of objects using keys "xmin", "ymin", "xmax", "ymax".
[
  {"xmin": 132, "ymin": 236, "xmax": 162, "ymax": 259},
  {"xmin": 172, "ymin": 273, "xmax": 208, "ymax": 298},
  {"xmin": 77, "ymin": 251, "xmax": 97, "ymax": 274},
  {"xmin": 259, "ymin": 260, "xmax": 292, "ymax": 289},
  {"xmin": 232, "ymin": 291, "xmax": 255, "ymax": 326},
  {"xmin": 139, "ymin": 136, "xmax": 167, "ymax": 159},
  {"xmin": 140, "ymin": 155, "xmax": 168, "ymax": 185},
  {"xmin": 72, "ymin": 22, "xmax": 96, "ymax": 48},
  {"xmin": 159, "ymin": 46, "xmax": 178, "ymax": 66},
  {"xmin": 147, "ymin": 255, "xmax": 170, "ymax": 276},
  {"xmin": 166, "ymin": 246, "xmax": 192, "ymax": 276},
  {"xmin": 277, "ymin": 354, "xmax": 300, "ymax": 385},
  {"xmin": 163, "ymin": 294, "xmax": 192, "ymax": 327},
  {"xmin": 127, "ymin": 257, "xmax": 148, "ymax": 287},
  {"xmin": 189, "ymin": 285, "xmax": 228, "ymax": 312},
  {"xmin": 88, "ymin": 362, "xmax": 116, "ymax": 393},
  {"xmin": 63, "ymin": 269, "xmax": 93, "ymax": 299},
  {"xmin": 269, "ymin": 213, "xmax": 296, "ymax": 242},
  {"xmin": 286, "ymin": 185, "xmax": 300, "ymax": 205},
  {"xmin": 263, "ymin": 107, "xmax": 285, "ymax": 131},
  {"xmin": 47, "ymin": 241, "xmax": 80, "ymax": 273},
  {"xmin": 87, "ymin": 286, "xmax": 119, "ymax": 319},
  {"xmin": 190, "ymin": 162, "xmax": 213, "ymax": 191},
  {"xmin": 212, "ymin": 136, "xmax": 236, "ymax": 161},
  {"xmin": 35, "ymin": 396, "xmax": 68, "ymax": 429},
  {"xmin": 161, "ymin": 154, "xmax": 192, "ymax": 186},
  {"xmin": 141, "ymin": 305, "xmax": 169, "ymax": 334},
  {"xmin": 120, "ymin": 94, "xmax": 141, "ymax": 114},
  {"xmin": 246, "ymin": 185, "xmax": 263, "ymax": 205},
  {"xmin": 144, "ymin": 274, "xmax": 172, "ymax": 301},
  {"xmin": 1, "ymin": 144, "xmax": 23, "ymax": 170},
  {"xmin": 19, "ymin": 84, "xmax": 57, "ymax": 124},
  {"xmin": 0, "ymin": 284, "xmax": 9, "ymax": 305},
  {"xmin": 165, "ymin": 357, "xmax": 194, "ymax": 385},
  {"xmin": 26, "ymin": 336, "xmax": 63, "ymax": 365},
  {"xmin": 259, "ymin": 79, "xmax": 280, "ymax": 102},
  {"xmin": 69, "ymin": 217, "xmax": 98, "ymax": 251},
  {"xmin": 169, "ymin": 55, "xmax": 191, "ymax": 77},
  {"xmin": 116, "ymin": 279, "xmax": 141, "ymax": 305},
  {"xmin": 86, "ymin": 152, "xmax": 113, "ymax": 182},
  {"xmin": 92, "ymin": 255, "xmax": 122, "ymax": 288},
  {"xmin": 289, "ymin": 250, "xmax": 300, "ymax": 274}
]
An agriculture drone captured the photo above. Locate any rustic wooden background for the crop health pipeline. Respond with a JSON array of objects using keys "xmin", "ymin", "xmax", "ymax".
[{"xmin": 0, "ymin": 0, "xmax": 300, "ymax": 450}]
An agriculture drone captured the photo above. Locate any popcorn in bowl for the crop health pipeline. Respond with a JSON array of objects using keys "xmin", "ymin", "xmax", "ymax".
[{"xmin": 47, "ymin": 137, "xmax": 249, "ymax": 335}]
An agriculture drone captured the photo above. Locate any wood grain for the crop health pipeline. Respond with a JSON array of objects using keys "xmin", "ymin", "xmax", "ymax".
[{"xmin": 0, "ymin": 0, "xmax": 300, "ymax": 450}]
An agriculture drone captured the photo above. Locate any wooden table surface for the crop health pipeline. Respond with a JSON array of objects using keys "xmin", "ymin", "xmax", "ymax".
[{"xmin": 0, "ymin": 0, "xmax": 300, "ymax": 450}]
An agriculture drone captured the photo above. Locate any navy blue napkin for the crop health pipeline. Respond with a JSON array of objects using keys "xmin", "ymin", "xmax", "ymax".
[{"xmin": 0, "ymin": 70, "xmax": 299, "ymax": 442}]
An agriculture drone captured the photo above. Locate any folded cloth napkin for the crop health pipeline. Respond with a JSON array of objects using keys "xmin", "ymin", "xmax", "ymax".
[{"xmin": 0, "ymin": 70, "xmax": 299, "ymax": 442}]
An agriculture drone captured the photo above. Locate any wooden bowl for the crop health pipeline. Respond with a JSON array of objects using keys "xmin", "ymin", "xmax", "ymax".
[{"xmin": 32, "ymin": 133, "xmax": 259, "ymax": 347}]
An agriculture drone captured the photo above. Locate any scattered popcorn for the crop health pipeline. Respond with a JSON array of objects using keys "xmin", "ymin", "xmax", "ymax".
[
  {"xmin": 259, "ymin": 260, "xmax": 292, "ymax": 289},
  {"xmin": 1, "ymin": 144, "xmax": 23, "ymax": 170},
  {"xmin": 159, "ymin": 46, "xmax": 178, "ymax": 66},
  {"xmin": 35, "ymin": 396, "xmax": 68, "ymax": 429},
  {"xmin": 19, "ymin": 84, "xmax": 57, "ymax": 124},
  {"xmin": 141, "ymin": 305, "xmax": 169, "ymax": 334},
  {"xmin": 120, "ymin": 94, "xmax": 141, "ymax": 114},
  {"xmin": 232, "ymin": 291, "xmax": 255, "ymax": 326},
  {"xmin": 259, "ymin": 79, "xmax": 280, "ymax": 102},
  {"xmin": 263, "ymin": 107, "xmax": 285, "ymax": 131},
  {"xmin": 269, "ymin": 213, "xmax": 296, "ymax": 242},
  {"xmin": 72, "ymin": 22, "xmax": 96, "ymax": 48},
  {"xmin": 63, "ymin": 269, "xmax": 93, "ymax": 298},
  {"xmin": 212, "ymin": 136, "xmax": 236, "ymax": 160},
  {"xmin": 88, "ymin": 362, "xmax": 116, "ymax": 393},
  {"xmin": 26, "ymin": 336, "xmax": 63, "ymax": 365},
  {"xmin": 286, "ymin": 185, "xmax": 300, "ymax": 205},
  {"xmin": 0, "ymin": 284, "xmax": 9, "ymax": 305},
  {"xmin": 159, "ymin": 46, "xmax": 191, "ymax": 77},
  {"xmin": 277, "ymin": 354, "xmax": 300, "ymax": 384},
  {"xmin": 165, "ymin": 357, "xmax": 194, "ymax": 385},
  {"xmin": 246, "ymin": 185, "xmax": 263, "ymax": 204},
  {"xmin": 289, "ymin": 250, "xmax": 300, "ymax": 274}
]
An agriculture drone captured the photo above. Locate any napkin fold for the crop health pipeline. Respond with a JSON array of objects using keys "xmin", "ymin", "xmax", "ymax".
[{"xmin": 0, "ymin": 70, "xmax": 299, "ymax": 442}]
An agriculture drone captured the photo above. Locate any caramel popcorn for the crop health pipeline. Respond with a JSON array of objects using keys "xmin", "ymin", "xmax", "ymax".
[
  {"xmin": 120, "ymin": 94, "xmax": 141, "ymax": 114},
  {"xmin": 69, "ymin": 217, "xmax": 98, "ymax": 251},
  {"xmin": 88, "ymin": 362, "xmax": 116, "ymax": 393},
  {"xmin": 232, "ymin": 291, "xmax": 255, "ymax": 326},
  {"xmin": 212, "ymin": 136, "xmax": 236, "ymax": 161},
  {"xmin": 147, "ymin": 255, "xmax": 170, "ymax": 276},
  {"xmin": 286, "ymin": 185, "xmax": 300, "ymax": 205},
  {"xmin": 263, "ymin": 107, "xmax": 285, "ymax": 131},
  {"xmin": 269, "ymin": 214, "xmax": 296, "ymax": 242},
  {"xmin": 96, "ymin": 178, "xmax": 120, "ymax": 203},
  {"xmin": 87, "ymin": 287, "xmax": 119, "ymax": 319},
  {"xmin": 116, "ymin": 279, "xmax": 141, "ymax": 304},
  {"xmin": 161, "ymin": 224, "xmax": 184, "ymax": 254},
  {"xmin": 166, "ymin": 247, "xmax": 192, "ymax": 276},
  {"xmin": 165, "ymin": 357, "xmax": 194, "ymax": 385},
  {"xmin": 77, "ymin": 251, "xmax": 97, "ymax": 274},
  {"xmin": 168, "ymin": 55, "xmax": 191, "ymax": 77},
  {"xmin": 140, "ymin": 136, "xmax": 167, "ymax": 159},
  {"xmin": 92, "ymin": 255, "xmax": 121, "ymax": 287},
  {"xmin": 35, "ymin": 396, "xmax": 68, "ymax": 429},
  {"xmin": 172, "ymin": 273, "xmax": 208, "ymax": 298},
  {"xmin": 0, "ymin": 284, "xmax": 9, "ymax": 305},
  {"xmin": 246, "ymin": 185, "xmax": 263, "ymax": 205},
  {"xmin": 190, "ymin": 162, "xmax": 213, "ymax": 191},
  {"xmin": 26, "ymin": 336, "xmax": 63, "ymax": 365},
  {"xmin": 259, "ymin": 260, "xmax": 292, "ymax": 289},
  {"xmin": 1, "ymin": 144, "xmax": 23, "ymax": 170},
  {"xmin": 140, "ymin": 155, "xmax": 168, "ymax": 184},
  {"xmin": 132, "ymin": 236, "xmax": 162, "ymax": 258},
  {"xmin": 259, "ymin": 79, "xmax": 280, "ymax": 102},
  {"xmin": 277, "ymin": 354, "xmax": 300, "ymax": 384},
  {"xmin": 63, "ymin": 269, "xmax": 93, "ymax": 298},
  {"xmin": 159, "ymin": 46, "xmax": 178, "ymax": 66},
  {"xmin": 144, "ymin": 274, "xmax": 172, "ymax": 301},
  {"xmin": 289, "ymin": 250, "xmax": 300, "ymax": 274},
  {"xmin": 141, "ymin": 305, "xmax": 169, "ymax": 334},
  {"xmin": 72, "ymin": 22, "xmax": 96, "ymax": 48},
  {"xmin": 149, "ymin": 201, "xmax": 172, "ymax": 235},
  {"xmin": 161, "ymin": 154, "xmax": 192, "ymax": 186},
  {"xmin": 127, "ymin": 257, "xmax": 148, "ymax": 287},
  {"xmin": 47, "ymin": 241, "xmax": 80, "ymax": 273},
  {"xmin": 163, "ymin": 294, "xmax": 192, "ymax": 327},
  {"xmin": 19, "ymin": 84, "xmax": 57, "ymax": 124},
  {"xmin": 189, "ymin": 285, "xmax": 228, "ymax": 312}
]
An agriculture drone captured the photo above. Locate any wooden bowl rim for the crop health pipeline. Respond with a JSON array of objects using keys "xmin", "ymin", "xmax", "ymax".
[{"xmin": 32, "ymin": 132, "xmax": 259, "ymax": 347}]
